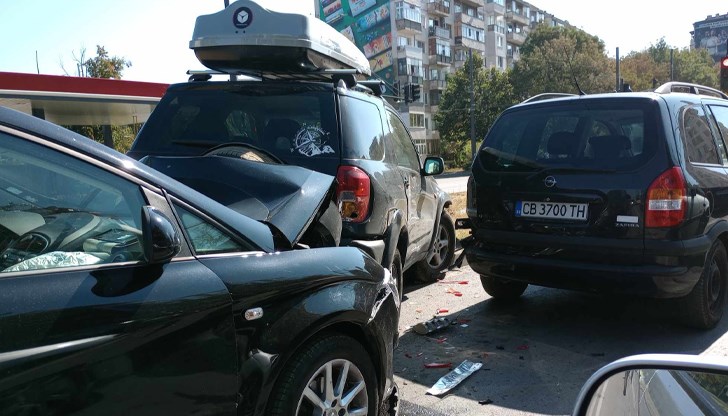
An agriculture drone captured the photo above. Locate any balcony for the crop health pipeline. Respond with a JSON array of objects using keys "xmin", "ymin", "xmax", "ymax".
[
  {"xmin": 426, "ymin": 0, "xmax": 450, "ymax": 16},
  {"xmin": 506, "ymin": 49, "xmax": 520, "ymax": 60},
  {"xmin": 506, "ymin": 10, "xmax": 529, "ymax": 26},
  {"xmin": 428, "ymin": 26, "xmax": 451, "ymax": 39},
  {"xmin": 506, "ymin": 31, "xmax": 526, "ymax": 45},
  {"xmin": 429, "ymin": 53, "xmax": 452, "ymax": 66},
  {"xmin": 396, "ymin": 18, "xmax": 423, "ymax": 34},
  {"xmin": 427, "ymin": 79, "xmax": 447, "ymax": 90},
  {"xmin": 456, "ymin": 12, "xmax": 485, "ymax": 29},
  {"xmin": 459, "ymin": 0, "xmax": 483, "ymax": 8},
  {"xmin": 488, "ymin": 24, "xmax": 506, "ymax": 34},
  {"xmin": 455, "ymin": 36, "xmax": 484, "ymax": 50},
  {"xmin": 396, "ymin": 45, "xmax": 424, "ymax": 58}
]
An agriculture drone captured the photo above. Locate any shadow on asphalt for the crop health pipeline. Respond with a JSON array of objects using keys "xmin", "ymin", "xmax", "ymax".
[{"xmin": 395, "ymin": 281, "xmax": 728, "ymax": 415}]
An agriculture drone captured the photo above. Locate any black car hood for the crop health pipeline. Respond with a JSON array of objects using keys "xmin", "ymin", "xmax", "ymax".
[{"xmin": 142, "ymin": 155, "xmax": 335, "ymax": 247}]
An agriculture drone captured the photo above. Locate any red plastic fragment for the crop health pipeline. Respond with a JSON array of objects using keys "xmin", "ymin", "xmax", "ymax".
[
  {"xmin": 517, "ymin": 345, "xmax": 529, "ymax": 350},
  {"xmin": 437, "ymin": 308, "xmax": 449, "ymax": 313},
  {"xmin": 424, "ymin": 362, "xmax": 452, "ymax": 369}
]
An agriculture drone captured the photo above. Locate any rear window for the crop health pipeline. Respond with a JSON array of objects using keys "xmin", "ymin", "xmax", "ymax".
[
  {"xmin": 132, "ymin": 83, "xmax": 340, "ymax": 171},
  {"xmin": 479, "ymin": 99, "xmax": 660, "ymax": 172}
]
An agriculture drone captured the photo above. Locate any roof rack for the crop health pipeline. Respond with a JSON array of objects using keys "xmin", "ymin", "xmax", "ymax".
[
  {"xmin": 654, "ymin": 82, "xmax": 728, "ymax": 100},
  {"xmin": 521, "ymin": 93, "xmax": 578, "ymax": 103}
]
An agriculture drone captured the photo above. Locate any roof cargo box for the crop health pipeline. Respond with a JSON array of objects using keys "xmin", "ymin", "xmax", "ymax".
[{"xmin": 190, "ymin": 0, "xmax": 371, "ymax": 78}]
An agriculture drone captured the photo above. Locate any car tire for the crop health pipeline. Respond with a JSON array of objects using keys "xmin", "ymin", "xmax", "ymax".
[
  {"xmin": 390, "ymin": 249, "xmax": 404, "ymax": 301},
  {"xmin": 480, "ymin": 275, "xmax": 528, "ymax": 300},
  {"xmin": 410, "ymin": 212, "xmax": 456, "ymax": 283},
  {"xmin": 268, "ymin": 334, "xmax": 379, "ymax": 416},
  {"xmin": 680, "ymin": 242, "xmax": 728, "ymax": 330}
]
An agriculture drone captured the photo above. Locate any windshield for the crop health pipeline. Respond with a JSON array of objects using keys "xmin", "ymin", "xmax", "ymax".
[
  {"xmin": 479, "ymin": 100, "xmax": 660, "ymax": 172},
  {"xmin": 133, "ymin": 83, "xmax": 340, "ymax": 171}
]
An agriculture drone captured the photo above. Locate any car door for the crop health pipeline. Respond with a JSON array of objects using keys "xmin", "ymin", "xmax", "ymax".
[
  {"xmin": 386, "ymin": 110, "xmax": 438, "ymax": 261},
  {"xmin": 0, "ymin": 130, "xmax": 238, "ymax": 415}
]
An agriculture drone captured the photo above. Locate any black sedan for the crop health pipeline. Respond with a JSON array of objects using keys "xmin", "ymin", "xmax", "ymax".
[{"xmin": 0, "ymin": 106, "xmax": 400, "ymax": 416}]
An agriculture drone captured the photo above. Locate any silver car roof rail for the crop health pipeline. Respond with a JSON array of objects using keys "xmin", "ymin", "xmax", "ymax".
[
  {"xmin": 521, "ymin": 93, "xmax": 578, "ymax": 103},
  {"xmin": 654, "ymin": 82, "xmax": 728, "ymax": 99}
]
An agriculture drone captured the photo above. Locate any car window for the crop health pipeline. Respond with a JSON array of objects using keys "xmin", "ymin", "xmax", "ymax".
[
  {"xmin": 708, "ymin": 105, "xmax": 728, "ymax": 164},
  {"xmin": 480, "ymin": 100, "xmax": 659, "ymax": 172},
  {"xmin": 682, "ymin": 105, "xmax": 720, "ymax": 165},
  {"xmin": 339, "ymin": 96, "xmax": 385, "ymax": 160},
  {"xmin": 174, "ymin": 204, "xmax": 247, "ymax": 255},
  {"xmin": 387, "ymin": 110, "xmax": 421, "ymax": 171},
  {"xmin": 133, "ymin": 84, "xmax": 340, "ymax": 172},
  {"xmin": 0, "ymin": 132, "xmax": 146, "ymax": 273}
]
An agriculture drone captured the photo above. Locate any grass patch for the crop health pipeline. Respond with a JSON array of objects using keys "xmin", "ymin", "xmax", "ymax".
[{"xmin": 445, "ymin": 191, "xmax": 471, "ymax": 240}]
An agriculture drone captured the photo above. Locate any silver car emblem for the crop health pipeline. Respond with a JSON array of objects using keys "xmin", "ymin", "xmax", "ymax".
[{"xmin": 544, "ymin": 176, "xmax": 557, "ymax": 188}]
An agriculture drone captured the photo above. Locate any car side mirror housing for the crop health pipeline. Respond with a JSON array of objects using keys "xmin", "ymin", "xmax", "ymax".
[
  {"xmin": 141, "ymin": 206, "xmax": 182, "ymax": 264},
  {"xmin": 423, "ymin": 156, "xmax": 444, "ymax": 176},
  {"xmin": 572, "ymin": 354, "xmax": 728, "ymax": 416}
]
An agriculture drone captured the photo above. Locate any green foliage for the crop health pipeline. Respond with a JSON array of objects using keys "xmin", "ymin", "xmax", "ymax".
[
  {"xmin": 65, "ymin": 125, "xmax": 138, "ymax": 153},
  {"xmin": 620, "ymin": 38, "xmax": 719, "ymax": 91},
  {"xmin": 511, "ymin": 24, "xmax": 614, "ymax": 98},
  {"xmin": 434, "ymin": 54, "xmax": 517, "ymax": 168},
  {"xmin": 85, "ymin": 45, "xmax": 132, "ymax": 80}
]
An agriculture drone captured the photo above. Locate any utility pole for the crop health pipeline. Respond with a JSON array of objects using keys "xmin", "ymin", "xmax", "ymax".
[
  {"xmin": 469, "ymin": 49, "xmax": 476, "ymax": 161},
  {"xmin": 615, "ymin": 47, "xmax": 620, "ymax": 92}
]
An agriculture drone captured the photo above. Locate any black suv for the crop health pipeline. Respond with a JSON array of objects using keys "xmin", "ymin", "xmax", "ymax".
[
  {"xmin": 464, "ymin": 82, "xmax": 728, "ymax": 329},
  {"xmin": 128, "ymin": 78, "xmax": 456, "ymax": 293}
]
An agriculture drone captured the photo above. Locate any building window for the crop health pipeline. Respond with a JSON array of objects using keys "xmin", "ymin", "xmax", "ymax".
[
  {"xmin": 395, "ymin": 2, "xmax": 422, "ymax": 23},
  {"xmin": 497, "ymin": 35, "xmax": 503, "ymax": 48},
  {"xmin": 410, "ymin": 113, "xmax": 425, "ymax": 128},
  {"xmin": 460, "ymin": 24, "xmax": 484, "ymax": 42},
  {"xmin": 498, "ymin": 56, "xmax": 504, "ymax": 68},
  {"xmin": 398, "ymin": 57, "xmax": 424, "ymax": 77},
  {"xmin": 398, "ymin": 36, "xmax": 410, "ymax": 47}
]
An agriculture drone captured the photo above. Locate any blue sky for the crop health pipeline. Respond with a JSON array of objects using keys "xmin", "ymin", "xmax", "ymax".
[{"xmin": 0, "ymin": 0, "xmax": 723, "ymax": 84}]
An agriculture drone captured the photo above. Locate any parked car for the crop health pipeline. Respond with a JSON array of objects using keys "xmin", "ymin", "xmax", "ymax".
[
  {"xmin": 463, "ymin": 82, "xmax": 728, "ymax": 329},
  {"xmin": 127, "ymin": 0, "xmax": 457, "ymax": 296},
  {"xmin": 0, "ymin": 105, "xmax": 400, "ymax": 415}
]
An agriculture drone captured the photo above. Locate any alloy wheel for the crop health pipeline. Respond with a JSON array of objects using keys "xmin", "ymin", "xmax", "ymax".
[{"xmin": 296, "ymin": 358, "xmax": 369, "ymax": 416}]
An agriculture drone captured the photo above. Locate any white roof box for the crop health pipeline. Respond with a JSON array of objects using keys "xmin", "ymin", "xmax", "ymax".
[{"xmin": 190, "ymin": 0, "xmax": 371, "ymax": 78}]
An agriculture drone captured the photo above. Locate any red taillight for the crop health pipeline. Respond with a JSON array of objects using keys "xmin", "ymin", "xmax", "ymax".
[
  {"xmin": 645, "ymin": 167, "xmax": 687, "ymax": 228},
  {"xmin": 336, "ymin": 166, "xmax": 371, "ymax": 223}
]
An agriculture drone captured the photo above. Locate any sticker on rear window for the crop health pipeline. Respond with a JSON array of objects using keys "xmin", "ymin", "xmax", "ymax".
[{"xmin": 293, "ymin": 126, "xmax": 334, "ymax": 157}]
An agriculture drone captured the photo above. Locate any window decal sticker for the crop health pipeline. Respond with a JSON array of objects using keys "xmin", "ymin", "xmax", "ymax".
[{"xmin": 293, "ymin": 125, "xmax": 334, "ymax": 157}]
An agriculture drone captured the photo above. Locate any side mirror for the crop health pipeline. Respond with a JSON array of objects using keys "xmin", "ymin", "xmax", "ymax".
[
  {"xmin": 573, "ymin": 354, "xmax": 728, "ymax": 416},
  {"xmin": 141, "ymin": 206, "xmax": 182, "ymax": 264},
  {"xmin": 423, "ymin": 156, "xmax": 444, "ymax": 176}
]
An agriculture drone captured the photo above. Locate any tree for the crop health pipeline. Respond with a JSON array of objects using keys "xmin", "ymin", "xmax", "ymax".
[
  {"xmin": 434, "ymin": 53, "xmax": 517, "ymax": 168},
  {"xmin": 511, "ymin": 25, "xmax": 613, "ymax": 99},
  {"xmin": 619, "ymin": 38, "xmax": 719, "ymax": 91},
  {"xmin": 85, "ymin": 45, "xmax": 131, "ymax": 79}
]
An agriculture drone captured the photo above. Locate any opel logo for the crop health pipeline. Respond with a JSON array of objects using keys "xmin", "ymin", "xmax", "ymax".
[
  {"xmin": 233, "ymin": 7, "xmax": 253, "ymax": 29},
  {"xmin": 544, "ymin": 176, "xmax": 557, "ymax": 188}
]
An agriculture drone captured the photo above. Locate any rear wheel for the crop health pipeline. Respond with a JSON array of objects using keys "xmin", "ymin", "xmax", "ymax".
[
  {"xmin": 267, "ymin": 335, "xmax": 379, "ymax": 416},
  {"xmin": 410, "ymin": 212, "xmax": 456, "ymax": 283},
  {"xmin": 480, "ymin": 275, "xmax": 528, "ymax": 301},
  {"xmin": 681, "ymin": 242, "xmax": 727, "ymax": 330}
]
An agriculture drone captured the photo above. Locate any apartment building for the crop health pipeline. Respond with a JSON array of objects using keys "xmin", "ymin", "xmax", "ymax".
[
  {"xmin": 692, "ymin": 12, "xmax": 728, "ymax": 63},
  {"xmin": 316, "ymin": 0, "xmax": 568, "ymax": 155}
]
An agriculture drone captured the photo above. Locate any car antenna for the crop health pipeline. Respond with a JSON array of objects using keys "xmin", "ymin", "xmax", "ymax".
[{"xmin": 562, "ymin": 46, "xmax": 587, "ymax": 96}]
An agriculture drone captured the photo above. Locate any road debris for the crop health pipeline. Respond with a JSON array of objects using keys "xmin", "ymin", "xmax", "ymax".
[
  {"xmin": 479, "ymin": 399, "xmax": 494, "ymax": 405},
  {"xmin": 424, "ymin": 362, "xmax": 453, "ymax": 369},
  {"xmin": 517, "ymin": 345, "xmax": 529, "ymax": 350},
  {"xmin": 413, "ymin": 317, "xmax": 452, "ymax": 335},
  {"xmin": 426, "ymin": 360, "xmax": 483, "ymax": 396}
]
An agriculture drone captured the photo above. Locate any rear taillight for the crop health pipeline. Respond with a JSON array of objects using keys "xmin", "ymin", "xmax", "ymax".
[
  {"xmin": 336, "ymin": 166, "xmax": 371, "ymax": 223},
  {"xmin": 645, "ymin": 167, "xmax": 687, "ymax": 228}
]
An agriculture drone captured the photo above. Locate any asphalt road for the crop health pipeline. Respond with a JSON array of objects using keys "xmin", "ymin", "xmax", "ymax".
[
  {"xmin": 393, "ymin": 262, "xmax": 728, "ymax": 416},
  {"xmin": 434, "ymin": 171, "xmax": 469, "ymax": 194}
]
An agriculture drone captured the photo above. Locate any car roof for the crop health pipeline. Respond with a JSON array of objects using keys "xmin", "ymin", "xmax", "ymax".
[{"xmin": 0, "ymin": 105, "xmax": 275, "ymax": 251}]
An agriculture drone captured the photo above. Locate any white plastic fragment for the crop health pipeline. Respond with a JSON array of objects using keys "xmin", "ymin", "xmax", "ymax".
[{"xmin": 426, "ymin": 360, "xmax": 482, "ymax": 396}]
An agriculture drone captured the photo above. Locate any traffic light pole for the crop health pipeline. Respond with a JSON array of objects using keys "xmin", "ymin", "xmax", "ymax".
[{"xmin": 469, "ymin": 49, "xmax": 475, "ymax": 162}]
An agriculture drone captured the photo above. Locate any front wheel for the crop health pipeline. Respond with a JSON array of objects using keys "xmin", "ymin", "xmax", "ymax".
[
  {"xmin": 480, "ymin": 275, "xmax": 528, "ymax": 301},
  {"xmin": 267, "ymin": 335, "xmax": 379, "ymax": 416},
  {"xmin": 410, "ymin": 212, "xmax": 456, "ymax": 283},
  {"xmin": 680, "ymin": 242, "xmax": 728, "ymax": 330}
]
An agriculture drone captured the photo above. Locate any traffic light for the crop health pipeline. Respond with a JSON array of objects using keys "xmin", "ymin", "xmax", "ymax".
[
  {"xmin": 404, "ymin": 83, "xmax": 410, "ymax": 102},
  {"xmin": 721, "ymin": 56, "xmax": 728, "ymax": 94},
  {"xmin": 410, "ymin": 84, "xmax": 421, "ymax": 101}
]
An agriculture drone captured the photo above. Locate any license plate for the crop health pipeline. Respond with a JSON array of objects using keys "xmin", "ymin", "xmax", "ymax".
[{"xmin": 515, "ymin": 201, "xmax": 588, "ymax": 221}]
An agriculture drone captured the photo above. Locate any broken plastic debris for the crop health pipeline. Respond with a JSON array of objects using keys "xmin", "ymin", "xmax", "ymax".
[
  {"xmin": 479, "ymin": 399, "xmax": 494, "ymax": 405},
  {"xmin": 437, "ymin": 308, "xmax": 449, "ymax": 314},
  {"xmin": 460, "ymin": 324, "xmax": 469, "ymax": 328},
  {"xmin": 413, "ymin": 317, "xmax": 451, "ymax": 335},
  {"xmin": 424, "ymin": 362, "xmax": 452, "ymax": 369},
  {"xmin": 517, "ymin": 345, "xmax": 529, "ymax": 350},
  {"xmin": 438, "ymin": 280, "xmax": 469, "ymax": 284},
  {"xmin": 426, "ymin": 360, "xmax": 483, "ymax": 396},
  {"xmin": 436, "ymin": 337, "xmax": 447, "ymax": 343}
]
